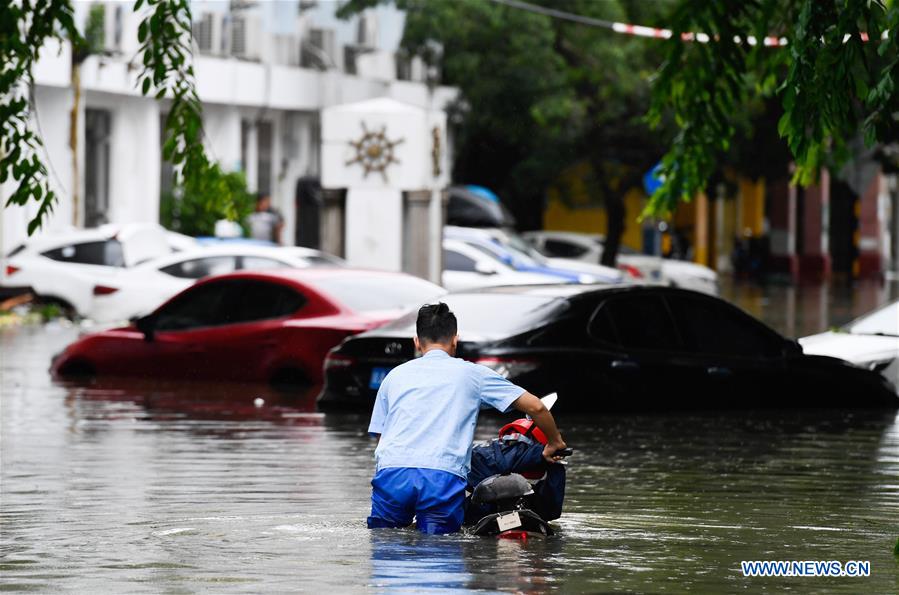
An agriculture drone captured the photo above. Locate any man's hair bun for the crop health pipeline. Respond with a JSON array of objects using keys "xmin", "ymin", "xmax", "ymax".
[{"xmin": 417, "ymin": 302, "xmax": 457, "ymax": 344}]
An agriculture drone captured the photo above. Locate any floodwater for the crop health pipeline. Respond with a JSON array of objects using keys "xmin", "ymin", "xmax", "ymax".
[
  {"xmin": 2, "ymin": 282, "xmax": 899, "ymax": 593},
  {"xmin": 720, "ymin": 278, "xmax": 899, "ymax": 338}
]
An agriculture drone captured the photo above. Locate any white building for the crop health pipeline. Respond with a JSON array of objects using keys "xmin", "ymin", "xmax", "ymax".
[{"xmin": 1, "ymin": 0, "xmax": 456, "ymax": 254}]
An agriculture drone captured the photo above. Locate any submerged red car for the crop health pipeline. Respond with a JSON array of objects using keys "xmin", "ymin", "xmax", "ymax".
[{"xmin": 51, "ymin": 269, "xmax": 445, "ymax": 385}]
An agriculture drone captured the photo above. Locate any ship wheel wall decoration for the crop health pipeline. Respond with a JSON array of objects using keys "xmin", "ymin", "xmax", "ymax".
[{"xmin": 345, "ymin": 122, "xmax": 405, "ymax": 182}]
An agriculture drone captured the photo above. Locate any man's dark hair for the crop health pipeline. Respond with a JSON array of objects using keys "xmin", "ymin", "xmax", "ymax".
[
  {"xmin": 256, "ymin": 192, "xmax": 270, "ymax": 203},
  {"xmin": 416, "ymin": 302, "xmax": 457, "ymax": 344}
]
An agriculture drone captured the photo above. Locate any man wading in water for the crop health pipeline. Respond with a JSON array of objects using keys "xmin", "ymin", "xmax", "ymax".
[{"xmin": 367, "ymin": 302, "xmax": 566, "ymax": 534}]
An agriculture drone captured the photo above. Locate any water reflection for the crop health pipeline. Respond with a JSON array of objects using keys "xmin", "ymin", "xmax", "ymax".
[
  {"xmin": 369, "ymin": 533, "xmax": 472, "ymax": 591},
  {"xmin": 722, "ymin": 279, "xmax": 898, "ymax": 338},
  {"xmin": 367, "ymin": 531, "xmax": 564, "ymax": 593},
  {"xmin": 58, "ymin": 376, "xmax": 322, "ymax": 424}
]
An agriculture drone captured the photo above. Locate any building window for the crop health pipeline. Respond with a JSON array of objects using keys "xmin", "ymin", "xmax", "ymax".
[
  {"xmin": 85, "ymin": 108, "xmax": 111, "ymax": 227},
  {"xmin": 257, "ymin": 120, "xmax": 272, "ymax": 195}
]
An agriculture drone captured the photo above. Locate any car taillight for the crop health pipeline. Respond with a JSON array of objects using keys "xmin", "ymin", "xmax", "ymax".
[
  {"xmin": 93, "ymin": 285, "xmax": 118, "ymax": 296},
  {"xmin": 474, "ymin": 357, "xmax": 539, "ymax": 379},
  {"xmin": 324, "ymin": 353, "xmax": 356, "ymax": 370},
  {"xmin": 5, "ymin": 265, "xmax": 19, "ymax": 276},
  {"xmin": 618, "ymin": 264, "xmax": 644, "ymax": 279}
]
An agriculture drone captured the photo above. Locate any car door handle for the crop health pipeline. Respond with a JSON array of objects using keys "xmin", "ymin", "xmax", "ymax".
[
  {"xmin": 611, "ymin": 359, "xmax": 640, "ymax": 372},
  {"xmin": 706, "ymin": 366, "xmax": 732, "ymax": 377},
  {"xmin": 260, "ymin": 340, "xmax": 279, "ymax": 348}
]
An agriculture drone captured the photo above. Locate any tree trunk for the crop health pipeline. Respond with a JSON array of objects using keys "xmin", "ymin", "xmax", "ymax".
[
  {"xmin": 69, "ymin": 59, "xmax": 81, "ymax": 227},
  {"xmin": 601, "ymin": 189, "xmax": 625, "ymax": 268}
]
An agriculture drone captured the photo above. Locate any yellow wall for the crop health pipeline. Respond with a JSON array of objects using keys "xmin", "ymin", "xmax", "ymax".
[
  {"xmin": 543, "ymin": 161, "xmax": 646, "ymax": 252},
  {"xmin": 738, "ymin": 177, "xmax": 766, "ymax": 237},
  {"xmin": 543, "ymin": 164, "xmax": 769, "ymax": 270}
]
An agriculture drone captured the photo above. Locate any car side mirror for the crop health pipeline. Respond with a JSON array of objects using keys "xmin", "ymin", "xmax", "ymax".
[
  {"xmin": 783, "ymin": 339, "xmax": 803, "ymax": 356},
  {"xmin": 474, "ymin": 261, "xmax": 497, "ymax": 275},
  {"xmin": 135, "ymin": 315, "xmax": 156, "ymax": 342}
]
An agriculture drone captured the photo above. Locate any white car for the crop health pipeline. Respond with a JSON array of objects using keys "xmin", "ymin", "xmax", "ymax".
[
  {"xmin": 523, "ymin": 230, "xmax": 719, "ymax": 295},
  {"xmin": 800, "ymin": 300, "xmax": 899, "ymax": 392},
  {"xmin": 444, "ymin": 226, "xmax": 625, "ymax": 284},
  {"xmin": 2, "ymin": 223, "xmax": 173, "ymax": 317},
  {"xmin": 88, "ymin": 244, "xmax": 347, "ymax": 323},
  {"xmin": 442, "ymin": 239, "xmax": 566, "ymax": 291}
]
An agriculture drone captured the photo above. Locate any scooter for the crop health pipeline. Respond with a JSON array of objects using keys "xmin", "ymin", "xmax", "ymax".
[
  {"xmin": 467, "ymin": 392, "xmax": 571, "ymax": 540},
  {"xmin": 468, "ymin": 448, "xmax": 572, "ymax": 540}
]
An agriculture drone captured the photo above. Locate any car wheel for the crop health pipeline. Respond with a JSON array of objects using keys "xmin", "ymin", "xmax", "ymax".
[
  {"xmin": 56, "ymin": 359, "xmax": 96, "ymax": 377},
  {"xmin": 270, "ymin": 368, "xmax": 311, "ymax": 391}
]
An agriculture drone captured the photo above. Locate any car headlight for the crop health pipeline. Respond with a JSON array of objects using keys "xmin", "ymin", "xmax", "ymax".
[
  {"xmin": 474, "ymin": 357, "xmax": 539, "ymax": 379},
  {"xmin": 577, "ymin": 274, "xmax": 596, "ymax": 284}
]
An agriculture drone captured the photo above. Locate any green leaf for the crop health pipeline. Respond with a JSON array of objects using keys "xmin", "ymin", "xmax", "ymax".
[
  {"xmin": 141, "ymin": 77, "xmax": 151, "ymax": 95},
  {"xmin": 777, "ymin": 112, "xmax": 791, "ymax": 137}
]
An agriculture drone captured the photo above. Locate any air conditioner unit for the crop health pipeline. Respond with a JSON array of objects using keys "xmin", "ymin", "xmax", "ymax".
[
  {"xmin": 395, "ymin": 52, "xmax": 411, "ymax": 81},
  {"xmin": 104, "ymin": 2, "xmax": 124, "ymax": 52},
  {"xmin": 231, "ymin": 14, "xmax": 263, "ymax": 61},
  {"xmin": 356, "ymin": 12, "xmax": 378, "ymax": 49},
  {"xmin": 194, "ymin": 12, "xmax": 220, "ymax": 55},
  {"xmin": 301, "ymin": 28, "xmax": 336, "ymax": 70}
]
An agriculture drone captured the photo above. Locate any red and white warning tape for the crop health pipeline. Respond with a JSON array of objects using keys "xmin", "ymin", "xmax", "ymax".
[
  {"xmin": 612, "ymin": 23, "xmax": 789, "ymax": 46},
  {"xmin": 492, "ymin": 0, "xmax": 890, "ymax": 47}
]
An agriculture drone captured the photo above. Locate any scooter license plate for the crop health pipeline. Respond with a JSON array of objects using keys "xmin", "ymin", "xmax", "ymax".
[
  {"xmin": 369, "ymin": 367, "xmax": 391, "ymax": 390},
  {"xmin": 496, "ymin": 511, "xmax": 522, "ymax": 532}
]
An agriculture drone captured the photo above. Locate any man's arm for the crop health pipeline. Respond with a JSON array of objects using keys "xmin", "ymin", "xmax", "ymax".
[{"xmin": 511, "ymin": 392, "xmax": 567, "ymax": 463}]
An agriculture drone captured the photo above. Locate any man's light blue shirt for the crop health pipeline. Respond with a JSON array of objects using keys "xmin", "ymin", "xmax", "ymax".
[{"xmin": 368, "ymin": 349, "xmax": 525, "ymax": 478}]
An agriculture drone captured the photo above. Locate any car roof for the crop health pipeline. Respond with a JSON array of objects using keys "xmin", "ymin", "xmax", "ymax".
[
  {"xmin": 194, "ymin": 267, "xmax": 432, "ymax": 285},
  {"xmin": 524, "ymin": 230, "xmax": 603, "ymax": 242},
  {"xmin": 14, "ymin": 227, "xmax": 116, "ymax": 253},
  {"xmin": 445, "ymin": 225, "xmax": 505, "ymax": 238},
  {"xmin": 449, "ymin": 282, "xmax": 627, "ymax": 298},
  {"xmin": 15, "ymin": 223, "xmax": 171, "ymax": 254},
  {"xmin": 137, "ymin": 244, "xmax": 340, "ymax": 268},
  {"xmin": 450, "ymin": 282, "xmax": 725, "ymax": 302}
]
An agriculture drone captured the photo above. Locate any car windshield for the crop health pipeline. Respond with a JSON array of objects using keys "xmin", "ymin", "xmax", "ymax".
[
  {"xmin": 465, "ymin": 242, "xmax": 529, "ymax": 268},
  {"xmin": 303, "ymin": 255, "xmax": 342, "ymax": 267},
  {"xmin": 379, "ymin": 293, "xmax": 568, "ymax": 339},
  {"xmin": 315, "ymin": 275, "xmax": 445, "ymax": 312},
  {"xmin": 591, "ymin": 236, "xmax": 638, "ymax": 256},
  {"xmin": 844, "ymin": 301, "xmax": 899, "ymax": 337},
  {"xmin": 505, "ymin": 234, "xmax": 550, "ymax": 264}
]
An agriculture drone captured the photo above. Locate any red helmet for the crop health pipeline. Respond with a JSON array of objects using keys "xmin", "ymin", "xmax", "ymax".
[{"xmin": 498, "ymin": 418, "xmax": 547, "ymax": 446}]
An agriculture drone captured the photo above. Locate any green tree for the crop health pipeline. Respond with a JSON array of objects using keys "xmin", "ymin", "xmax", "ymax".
[
  {"xmin": 1, "ymin": 0, "xmax": 246, "ymax": 235},
  {"xmin": 647, "ymin": 0, "xmax": 899, "ymax": 215},
  {"xmin": 340, "ymin": 0, "xmax": 673, "ymax": 266},
  {"xmin": 160, "ymin": 168, "xmax": 255, "ymax": 237}
]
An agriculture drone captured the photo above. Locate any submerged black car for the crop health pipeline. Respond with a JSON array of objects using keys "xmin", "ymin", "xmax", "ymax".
[{"xmin": 317, "ymin": 285, "xmax": 898, "ymax": 412}]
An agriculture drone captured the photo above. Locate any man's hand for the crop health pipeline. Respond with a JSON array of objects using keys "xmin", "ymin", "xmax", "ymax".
[
  {"xmin": 542, "ymin": 439, "xmax": 568, "ymax": 464},
  {"xmin": 511, "ymin": 392, "xmax": 565, "ymax": 464}
]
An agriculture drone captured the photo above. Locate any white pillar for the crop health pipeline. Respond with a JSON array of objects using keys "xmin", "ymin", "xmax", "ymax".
[
  {"xmin": 346, "ymin": 188, "xmax": 403, "ymax": 271},
  {"xmin": 428, "ymin": 187, "xmax": 442, "ymax": 284},
  {"xmin": 244, "ymin": 121, "xmax": 258, "ymax": 193},
  {"xmin": 345, "ymin": 188, "xmax": 403, "ymax": 271},
  {"xmin": 109, "ymin": 98, "xmax": 160, "ymax": 224},
  {"xmin": 203, "ymin": 105, "xmax": 242, "ymax": 173}
]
